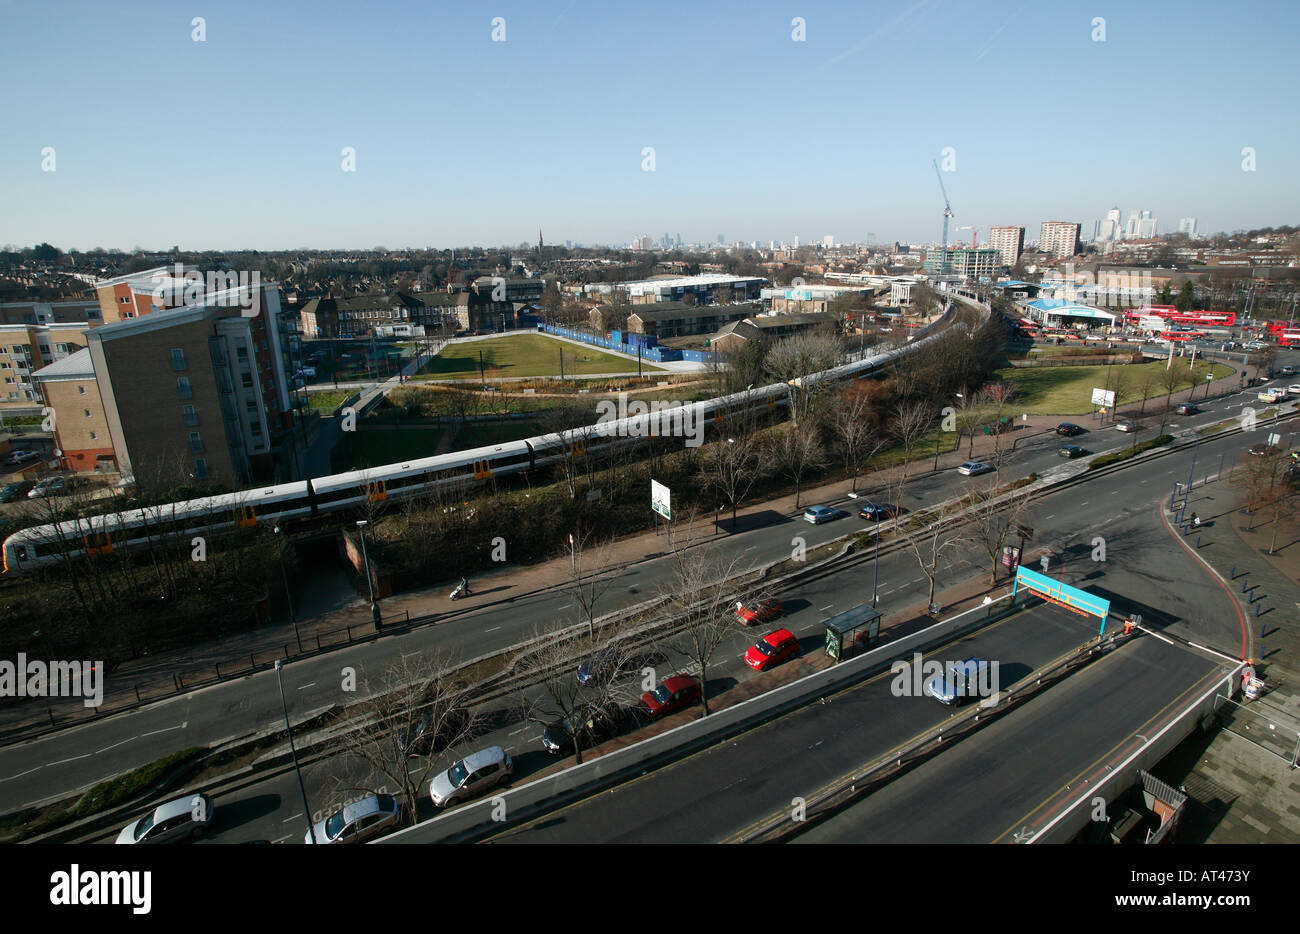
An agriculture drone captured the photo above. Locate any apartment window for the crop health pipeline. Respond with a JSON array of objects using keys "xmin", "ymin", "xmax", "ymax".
[
  {"xmin": 77, "ymin": 384, "xmax": 85, "ymax": 394},
  {"xmin": 87, "ymin": 310, "xmax": 100, "ymax": 320},
  {"xmin": 177, "ymin": 376, "xmax": 193, "ymax": 399},
  {"xmin": 250, "ymin": 420, "xmax": 262, "ymax": 436},
  {"xmin": 183, "ymin": 404, "xmax": 198, "ymax": 427},
  {"xmin": 89, "ymin": 431, "xmax": 97, "ymax": 440},
  {"xmin": 189, "ymin": 431, "xmax": 204, "ymax": 453},
  {"xmin": 83, "ymin": 409, "xmax": 91, "ymax": 418},
  {"xmin": 246, "ymin": 398, "xmax": 257, "ymax": 411},
  {"xmin": 171, "ymin": 348, "xmax": 187, "ymax": 371},
  {"xmin": 118, "ymin": 296, "xmax": 131, "ymax": 304},
  {"xmin": 241, "ymin": 371, "xmax": 253, "ymax": 388},
  {"xmin": 236, "ymin": 346, "xmax": 248, "ymax": 361},
  {"xmin": 193, "ymin": 458, "xmax": 209, "ymax": 479}
]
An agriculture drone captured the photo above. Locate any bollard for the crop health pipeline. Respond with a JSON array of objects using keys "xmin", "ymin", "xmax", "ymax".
[
  {"xmin": 1230, "ymin": 566, "xmax": 1235, "ymax": 580},
  {"xmin": 250, "ymin": 654, "xmax": 256, "ymax": 670},
  {"xmin": 135, "ymin": 685, "xmax": 141, "ymax": 703},
  {"xmin": 316, "ymin": 635, "xmax": 321, "ymax": 651},
  {"xmin": 1196, "ymin": 535, "xmax": 1201, "ymax": 548},
  {"xmin": 1261, "ymin": 621, "xmax": 1267, "ymax": 639},
  {"xmin": 1242, "ymin": 579, "xmax": 1249, "ymax": 593},
  {"xmin": 1255, "ymin": 602, "xmax": 1261, "ymax": 617},
  {"xmin": 215, "ymin": 662, "xmax": 221, "ymax": 679}
]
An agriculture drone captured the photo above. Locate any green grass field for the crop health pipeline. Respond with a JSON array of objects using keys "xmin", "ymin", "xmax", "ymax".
[
  {"xmin": 418, "ymin": 334, "xmax": 664, "ymax": 380},
  {"xmin": 307, "ymin": 389, "xmax": 357, "ymax": 412},
  {"xmin": 331, "ymin": 427, "xmax": 445, "ymax": 471},
  {"xmin": 996, "ymin": 360, "xmax": 1231, "ymax": 415}
]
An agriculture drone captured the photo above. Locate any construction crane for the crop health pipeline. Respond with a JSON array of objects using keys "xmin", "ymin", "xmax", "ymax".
[
  {"xmin": 955, "ymin": 225, "xmax": 985, "ymax": 249},
  {"xmin": 932, "ymin": 160, "xmax": 953, "ymax": 277}
]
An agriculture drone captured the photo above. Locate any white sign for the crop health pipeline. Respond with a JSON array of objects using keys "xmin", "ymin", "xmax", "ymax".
[
  {"xmin": 1267, "ymin": 433, "xmax": 1281, "ymax": 446},
  {"xmin": 651, "ymin": 480, "xmax": 671, "ymax": 519},
  {"xmin": 1091, "ymin": 387, "xmax": 1115, "ymax": 407}
]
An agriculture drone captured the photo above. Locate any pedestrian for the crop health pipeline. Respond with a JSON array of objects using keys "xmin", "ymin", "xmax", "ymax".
[{"xmin": 1192, "ymin": 512, "xmax": 1200, "ymax": 527}]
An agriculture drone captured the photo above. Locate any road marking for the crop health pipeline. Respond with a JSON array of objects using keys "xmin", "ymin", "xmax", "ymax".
[
  {"xmin": 283, "ymin": 815, "xmax": 301, "ymax": 823},
  {"xmin": 138, "ymin": 725, "xmax": 185, "ymax": 739},
  {"xmin": 46, "ymin": 752, "xmax": 93, "ymax": 767},
  {"xmin": 1043, "ymin": 514, "xmax": 1055, "ymax": 520},
  {"xmin": 0, "ymin": 766, "xmax": 42, "ymax": 782},
  {"xmin": 819, "ymin": 605, "xmax": 834, "ymax": 612},
  {"xmin": 483, "ymin": 626, "xmax": 500, "ymax": 633},
  {"xmin": 1080, "ymin": 501, "xmax": 1089, "ymax": 506},
  {"xmin": 92, "ymin": 736, "xmax": 137, "ymax": 754},
  {"xmin": 274, "ymin": 834, "xmax": 293, "ymax": 844},
  {"xmin": 297, "ymin": 682, "xmax": 316, "ymax": 690}
]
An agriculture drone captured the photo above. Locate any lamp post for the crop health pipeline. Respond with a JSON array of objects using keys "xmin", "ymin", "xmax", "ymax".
[
  {"xmin": 871, "ymin": 524, "xmax": 881, "ymax": 608},
  {"xmin": 274, "ymin": 526, "xmax": 301, "ymax": 653},
  {"xmin": 275, "ymin": 659, "xmax": 316, "ymax": 844},
  {"xmin": 356, "ymin": 520, "xmax": 380, "ymax": 628}
]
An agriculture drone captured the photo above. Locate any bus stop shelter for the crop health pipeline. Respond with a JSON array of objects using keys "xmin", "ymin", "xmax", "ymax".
[{"xmin": 823, "ymin": 604, "xmax": 883, "ymax": 661}]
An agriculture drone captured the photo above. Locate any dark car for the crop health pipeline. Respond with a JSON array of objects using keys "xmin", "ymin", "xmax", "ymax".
[
  {"xmin": 1248, "ymin": 443, "xmax": 1277, "ymax": 456},
  {"xmin": 577, "ymin": 648, "xmax": 623, "ymax": 686},
  {"xmin": 638, "ymin": 675, "xmax": 702, "ymax": 720},
  {"xmin": 541, "ymin": 706, "xmax": 621, "ymax": 755},
  {"xmin": 0, "ymin": 480, "xmax": 35, "ymax": 502},
  {"xmin": 1055, "ymin": 423, "xmax": 1084, "ymax": 437},
  {"xmin": 399, "ymin": 706, "xmax": 472, "ymax": 757},
  {"xmin": 857, "ymin": 500, "xmax": 900, "ymax": 521},
  {"xmin": 1175, "ymin": 402, "xmax": 1199, "ymax": 415},
  {"xmin": 1058, "ymin": 444, "xmax": 1085, "ymax": 458}
]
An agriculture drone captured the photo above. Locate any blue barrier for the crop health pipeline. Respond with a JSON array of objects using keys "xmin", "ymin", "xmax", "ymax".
[{"xmin": 540, "ymin": 324, "xmax": 712, "ymax": 364}]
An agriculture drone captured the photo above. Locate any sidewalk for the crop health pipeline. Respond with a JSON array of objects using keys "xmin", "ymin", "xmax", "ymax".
[{"xmin": 1149, "ymin": 477, "xmax": 1300, "ymax": 843}]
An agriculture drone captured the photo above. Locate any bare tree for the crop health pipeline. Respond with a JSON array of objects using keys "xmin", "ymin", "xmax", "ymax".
[
  {"xmin": 770, "ymin": 419, "xmax": 827, "ymax": 508},
  {"xmin": 897, "ymin": 498, "xmax": 970, "ymax": 615},
  {"xmin": 763, "ymin": 331, "xmax": 843, "ymax": 427},
  {"xmin": 567, "ymin": 530, "xmax": 617, "ymax": 639},
  {"xmin": 699, "ymin": 430, "xmax": 762, "ymax": 526},
  {"xmin": 327, "ymin": 651, "xmax": 477, "ymax": 826},
  {"xmin": 891, "ymin": 401, "xmax": 934, "ymax": 501},
  {"xmin": 835, "ymin": 385, "xmax": 883, "ymax": 491},
  {"xmin": 962, "ymin": 486, "xmax": 1035, "ymax": 586}
]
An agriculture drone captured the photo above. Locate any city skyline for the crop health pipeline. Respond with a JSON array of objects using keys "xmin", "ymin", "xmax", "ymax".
[{"xmin": 2, "ymin": 0, "xmax": 1297, "ymax": 250}]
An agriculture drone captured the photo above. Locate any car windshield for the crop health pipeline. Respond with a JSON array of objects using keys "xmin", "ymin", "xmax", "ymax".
[
  {"xmin": 650, "ymin": 686, "xmax": 672, "ymax": 703},
  {"xmin": 325, "ymin": 810, "xmax": 347, "ymax": 839},
  {"xmin": 134, "ymin": 811, "xmax": 157, "ymax": 841},
  {"xmin": 376, "ymin": 795, "xmax": 397, "ymax": 812},
  {"xmin": 754, "ymin": 640, "xmax": 775, "ymax": 656},
  {"xmin": 447, "ymin": 760, "xmax": 470, "ymax": 787}
]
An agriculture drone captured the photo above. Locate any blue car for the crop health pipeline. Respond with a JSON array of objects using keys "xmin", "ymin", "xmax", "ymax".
[{"xmin": 577, "ymin": 649, "xmax": 621, "ymax": 686}]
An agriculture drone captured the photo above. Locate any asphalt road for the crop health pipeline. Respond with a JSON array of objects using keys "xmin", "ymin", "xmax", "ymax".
[{"xmin": 4, "ymin": 371, "xmax": 1287, "ymax": 827}]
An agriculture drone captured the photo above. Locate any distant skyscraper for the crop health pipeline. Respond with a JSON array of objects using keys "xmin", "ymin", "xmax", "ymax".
[
  {"xmin": 717, "ymin": 233, "xmax": 725, "ymax": 245},
  {"xmin": 988, "ymin": 226, "xmax": 1025, "ymax": 267},
  {"xmin": 675, "ymin": 233, "xmax": 682, "ymax": 247},
  {"xmin": 1039, "ymin": 221, "xmax": 1081, "ymax": 259},
  {"xmin": 822, "ymin": 235, "xmax": 834, "ymax": 248},
  {"xmin": 1178, "ymin": 217, "xmax": 1198, "ymax": 237},
  {"xmin": 793, "ymin": 235, "xmax": 800, "ymax": 248},
  {"xmin": 1125, "ymin": 210, "xmax": 1157, "ymax": 239}
]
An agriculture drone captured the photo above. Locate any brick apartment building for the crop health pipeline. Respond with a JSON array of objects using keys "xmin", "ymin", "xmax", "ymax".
[{"xmin": 0, "ymin": 300, "xmax": 101, "ymax": 410}]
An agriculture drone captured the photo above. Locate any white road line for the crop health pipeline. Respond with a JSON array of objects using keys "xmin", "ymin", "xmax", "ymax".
[
  {"xmin": 0, "ymin": 766, "xmax": 43, "ymax": 783},
  {"xmin": 483, "ymin": 626, "xmax": 501, "ymax": 633},
  {"xmin": 283, "ymin": 815, "xmax": 300, "ymax": 823},
  {"xmin": 1044, "ymin": 514, "xmax": 1055, "ymax": 519},
  {"xmin": 819, "ymin": 605, "xmax": 833, "ymax": 612},
  {"xmin": 46, "ymin": 753, "xmax": 93, "ymax": 767},
  {"xmin": 297, "ymin": 682, "xmax": 316, "ymax": 690},
  {"xmin": 93, "ymin": 735, "xmax": 138, "ymax": 753},
  {"xmin": 139, "ymin": 725, "xmax": 185, "ymax": 739}
]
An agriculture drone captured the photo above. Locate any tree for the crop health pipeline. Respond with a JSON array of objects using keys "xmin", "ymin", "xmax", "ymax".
[
  {"xmin": 567, "ymin": 530, "xmax": 617, "ymax": 639},
  {"xmin": 763, "ymin": 331, "xmax": 843, "ymax": 426},
  {"xmin": 891, "ymin": 401, "xmax": 934, "ymax": 501},
  {"xmin": 963, "ymin": 486, "xmax": 1035, "ymax": 586},
  {"xmin": 897, "ymin": 498, "xmax": 970, "ymax": 614},
  {"xmin": 327, "ymin": 651, "xmax": 477, "ymax": 826},
  {"xmin": 1174, "ymin": 280, "xmax": 1196, "ymax": 312},
  {"xmin": 658, "ymin": 538, "xmax": 746, "ymax": 717},
  {"xmin": 699, "ymin": 430, "xmax": 763, "ymax": 526},
  {"xmin": 834, "ymin": 385, "xmax": 883, "ymax": 491},
  {"xmin": 770, "ymin": 419, "xmax": 827, "ymax": 508}
]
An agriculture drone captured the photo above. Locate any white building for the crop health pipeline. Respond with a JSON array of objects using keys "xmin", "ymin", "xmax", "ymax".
[
  {"xmin": 1178, "ymin": 217, "xmax": 1198, "ymax": 237},
  {"xmin": 1039, "ymin": 221, "xmax": 1081, "ymax": 259},
  {"xmin": 988, "ymin": 226, "xmax": 1025, "ymax": 267}
]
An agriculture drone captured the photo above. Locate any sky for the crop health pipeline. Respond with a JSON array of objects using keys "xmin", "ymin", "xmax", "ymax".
[{"xmin": 2, "ymin": 0, "xmax": 1298, "ymax": 251}]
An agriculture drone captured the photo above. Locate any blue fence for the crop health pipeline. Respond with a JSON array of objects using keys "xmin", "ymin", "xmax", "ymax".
[{"xmin": 541, "ymin": 324, "xmax": 722, "ymax": 366}]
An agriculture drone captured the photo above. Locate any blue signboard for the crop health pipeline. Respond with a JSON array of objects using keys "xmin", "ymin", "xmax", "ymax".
[{"xmin": 1013, "ymin": 566, "xmax": 1111, "ymax": 634}]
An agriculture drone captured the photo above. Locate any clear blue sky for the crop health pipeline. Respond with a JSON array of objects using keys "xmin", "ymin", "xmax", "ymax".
[{"xmin": 2, "ymin": 0, "xmax": 1297, "ymax": 250}]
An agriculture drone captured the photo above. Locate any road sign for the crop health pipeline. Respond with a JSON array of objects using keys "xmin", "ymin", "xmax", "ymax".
[
  {"xmin": 1091, "ymin": 387, "xmax": 1115, "ymax": 407},
  {"xmin": 651, "ymin": 480, "xmax": 671, "ymax": 519}
]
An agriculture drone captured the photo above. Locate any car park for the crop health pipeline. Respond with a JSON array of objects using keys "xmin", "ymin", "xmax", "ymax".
[
  {"xmin": 305, "ymin": 793, "xmax": 401, "ymax": 844},
  {"xmin": 5, "ymin": 450, "xmax": 40, "ymax": 466},
  {"xmin": 116, "ymin": 793, "xmax": 214, "ymax": 844},
  {"xmin": 1055, "ymin": 423, "xmax": 1084, "ymax": 437},
  {"xmin": 744, "ymin": 629, "xmax": 799, "ymax": 672},
  {"xmin": 923, "ymin": 658, "xmax": 993, "ymax": 705},
  {"xmin": 0, "ymin": 480, "xmax": 34, "ymax": 502},
  {"xmin": 1114, "ymin": 419, "xmax": 1139, "ymax": 432},
  {"xmin": 638, "ymin": 675, "xmax": 701, "ymax": 720},
  {"xmin": 429, "ymin": 746, "xmax": 513, "ymax": 807},
  {"xmin": 856, "ymin": 500, "xmax": 900, "ymax": 521},
  {"xmin": 802, "ymin": 504, "xmax": 838, "ymax": 524},
  {"xmin": 735, "ymin": 598, "xmax": 782, "ymax": 625},
  {"xmin": 1058, "ymin": 444, "xmax": 1084, "ymax": 458},
  {"xmin": 1175, "ymin": 402, "xmax": 1199, "ymax": 415},
  {"xmin": 957, "ymin": 461, "xmax": 992, "ymax": 476},
  {"xmin": 541, "ymin": 706, "xmax": 621, "ymax": 755}
]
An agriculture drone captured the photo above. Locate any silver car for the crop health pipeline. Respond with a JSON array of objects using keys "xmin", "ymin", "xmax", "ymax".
[
  {"xmin": 305, "ymin": 793, "xmax": 401, "ymax": 844},
  {"xmin": 115, "ymin": 793, "xmax": 214, "ymax": 844},
  {"xmin": 429, "ymin": 745, "xmax": 513, "ymax": 807},
  {"xmin": 924, "ymin": 659, "xmax": 992, "ymax": 705}
]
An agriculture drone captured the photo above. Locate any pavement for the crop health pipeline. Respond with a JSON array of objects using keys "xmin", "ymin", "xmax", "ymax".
[{"xmin": 1148, "ymin": 460, "xmax": 1300, "ymax": 843}]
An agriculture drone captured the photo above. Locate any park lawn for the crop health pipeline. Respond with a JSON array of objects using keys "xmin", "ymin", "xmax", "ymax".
[
  {"xmin": 418, "ymin": 334, "xmax": 665, "ymax": 380},
  {"xmin": 452, "ymin": 421, "xmax": 545, "ymax": 449},
  {"xmin": 331, "ymin": 426, "xmax": 445, "ymax": 471},
  {"xmin": 307, "ymin": 389, "xmax": 357, "ymax": 412},
  {"xmin": 995, "ymin": 360, "xmax": 1232, "ymax": 415}
]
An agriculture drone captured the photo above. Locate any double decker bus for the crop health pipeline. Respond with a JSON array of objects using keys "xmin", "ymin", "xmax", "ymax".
[
  {"xmin": 1127, "ymin": 306, "xmax": 1236, "ymax": 328},
  {"xmin": 1159, "ymin": 329, "xmax": 1207, "ymax": 342}
]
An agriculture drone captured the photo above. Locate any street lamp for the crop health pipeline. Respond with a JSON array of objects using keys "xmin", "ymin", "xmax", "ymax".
[
  {"xmin": 275, "ymin": 659, "xmax": 316, "ymax": 844},
  {"xmin": 871, "ymin": 524, "xmax": 881, "ymax": 608},
  {"xmin": 274, "ymin": 526, "xmax": 302, "ymax": 653},
  {"xmin": 356, "ymin": 520, "xmax": 381, "ymax": 628}
]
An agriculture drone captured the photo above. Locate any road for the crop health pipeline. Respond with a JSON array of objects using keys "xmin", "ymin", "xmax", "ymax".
[{"xmin": 5, "ymin": 372, "xmax": 1287, "ymax": 831}]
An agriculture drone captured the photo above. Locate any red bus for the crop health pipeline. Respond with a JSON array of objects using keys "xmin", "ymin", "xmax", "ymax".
[
  {"xmin": 1159, "ymin": 329, "xmax": 1207, "ymax": 342},
  {"xmin": 1280, "ymin": 328, "xmax": 1300, "ymax": 348},
  {"xmin": 1128, "ymin": 307, "xmax": 1236, "ymax": 327}
]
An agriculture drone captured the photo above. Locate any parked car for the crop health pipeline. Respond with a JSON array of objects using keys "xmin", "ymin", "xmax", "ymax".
[
  {"xmin": 857, "ymin": 500, "xmax": 900, "ymax": 521},
  {"xmin": 1248, "ymin": 443, "xmax": 1278, "ymax": 456},
  {"xmin": 27, "ymin": 476, "xmax": 70, "ymax": 498},
  {"xmin": 541, "ymin": 705, "xmax": 621, "ymax": 755},
  {"xmin": 637, "ymin": 675, "xmax": 702, "ymax": 720},
  {"xmin": 1114, "ymin": 419, "xmax": 1140, "ymax": 432},
  {"xmin": 1280, "ymin": 365, "xmax": 1296, "ymax": 377},
  {"xmin": 744, "ymin": 629, "xmax": 799, "ymax": 672},
  {"xmin": 923, "ymin": 658, "xmax": 992, "ymax": 705},
  {"xmin": 1058, "ymin": 444, "xmax": 1085, "ymax": 459},
  {"xmin": 1257, "ymin": 389, "xmax": 1284, "ymax": 404},
  {"xmin": 5, "ymin": 450, "xmax": 40, "ymax": 466},
  {"xmin": 735, "ymin": 598, "xmax": 782, "ymax": 625},
  {"xmin": 428, "ymin": 746, "xmax": 513, "ymax": 807},
  {"xmin": 399, "ymin": 706, "xmax": 472, "ymax": 757},
  {"xmin": 0, "ymin": 480, "xmax": 34, "ymax": 502},
  {"xmin": 1288, "ymin": 384, "xmax": 1300, "ymax": 396},
  {"xmin": 1055, "ymin": 423, "xmax": 1084, "ymax": 437},
  {"xmin": 116, "ymin": 793, "xmax": 214, "ymax": 844},
  {"xmin": 577, "ymin": 648, "xmax": 623, "ymax": 686},
  {"xmin": 1175, "ymin": 402, "xmax": 1199, "ymax": 415},
  {"xmin": 802, "ymin": 504, "xmax": 839, "ymax": 524},
  {"xmin": 305, "ymin": 793, "xmax": 400, "ymax": 844},
  {"xmin": 957, "ymin": 461, "xmax": 992, "ymax": 476}
]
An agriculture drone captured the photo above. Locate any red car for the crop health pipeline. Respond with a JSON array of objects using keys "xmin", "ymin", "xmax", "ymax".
[
  {"xmin": 638, "ymin": 675, "xmax": 702, "ymax": 720},
  {"xmin": 744, "ymin": 629, "xmax": 799, "ymax": 671},
  {"xmin": 735, "ymin": 598, "xmax": 783, "ymax": 626}
]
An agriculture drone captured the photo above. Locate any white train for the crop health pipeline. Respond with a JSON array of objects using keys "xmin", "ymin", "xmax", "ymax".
[{"xmin": 2, "ymin": 330, "xmax": 943, "ymax": 574}]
